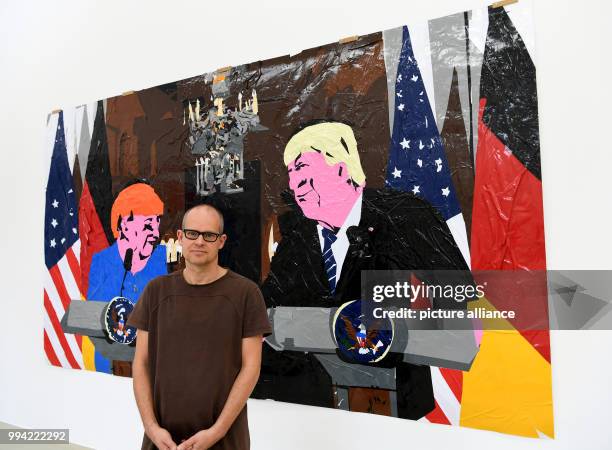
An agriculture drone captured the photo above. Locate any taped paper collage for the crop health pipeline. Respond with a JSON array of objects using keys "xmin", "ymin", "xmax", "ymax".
[{"xmin": 42, "ymin": 1, "xmax": 553, "ymax": 438}]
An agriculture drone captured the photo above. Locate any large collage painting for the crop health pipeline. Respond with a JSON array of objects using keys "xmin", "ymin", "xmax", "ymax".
[{"xmin": 42, "ymin": 2, "xmax": 553, "ymax": 438}]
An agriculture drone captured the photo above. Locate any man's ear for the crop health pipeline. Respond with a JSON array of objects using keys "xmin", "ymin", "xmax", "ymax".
[{"xmin": 218, "ymin": 234, "xmax": 227, "ymax": 250}]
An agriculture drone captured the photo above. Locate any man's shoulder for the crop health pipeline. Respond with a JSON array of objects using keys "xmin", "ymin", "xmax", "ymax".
[
  {"xmin": 144, "ymin": 271, "xmax": 180, "ymax": 291},
  {"xmin": 134, "ymin": 273, "xmax": 181, "ymax": 310},
  {"xmin": 224, "ymin": 270, "xmax": 259, "ymax": 293},
  {"xmin": 276, "ymin": 207, "xmax": 313, "ymax": 233},
  {"xmin": 364, "ymin": 187, "xmax": 432, "ymax": 207},
  {"xmin": 363, "ymin": 187, "xmax": 445, "ymax": 224}
]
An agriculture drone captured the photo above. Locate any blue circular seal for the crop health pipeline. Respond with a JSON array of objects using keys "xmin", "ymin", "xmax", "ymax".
[
  {"xmin": 333, "ymin": 299, "xmax": 394, "ymax": 364},
  {"xmin": 104, "ymin": 296, "xmax": 137, "ymax": 344}
]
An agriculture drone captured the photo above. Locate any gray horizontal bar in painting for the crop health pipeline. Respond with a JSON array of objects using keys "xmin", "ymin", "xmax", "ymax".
[
  {"xmin": 266, "ymin": 306, "xmax": 337, "ymax": 353},
  {"xmin": 60, "ymin": 300, "xmax": 107, "ymax": 337},
  {"xmin": 402, "ymin": 329, "xmax": 478, "ymax": 371}
]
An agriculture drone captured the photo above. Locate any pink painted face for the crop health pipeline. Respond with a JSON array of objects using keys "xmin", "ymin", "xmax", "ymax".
[
  {"xmin": 117, "ymin": 214, "xmax": 161, "ymax": 273},
  {"xmin": 287, "ymin": 151, "xmax": 363, "ymax": 229}
]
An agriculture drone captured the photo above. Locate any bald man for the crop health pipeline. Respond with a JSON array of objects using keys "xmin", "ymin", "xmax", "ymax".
[{"xmin": 128, "ymin": 204, "xmax": 271, "ymax": 450}]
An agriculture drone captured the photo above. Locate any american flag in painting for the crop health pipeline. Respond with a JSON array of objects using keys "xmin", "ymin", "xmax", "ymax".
[
  {"xmin": 387, "ymin": 25, "xmax": 469, "ymax": 427},
  {"xmin": 43, "ymin": 111, "xmax": 84, "ymax": 369},
  {"xmin": 387, "ymin": 25, "xmax": 470, "ymax": 267}
]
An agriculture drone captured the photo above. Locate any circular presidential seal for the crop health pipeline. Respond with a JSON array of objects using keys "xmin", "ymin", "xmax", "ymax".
[
  {"xmin": 104, "ymin": 296, "xmax": 137, "ymax": 344},
  {"xmin": 332, "ymin": 299, "xmax": 394, "ymax": 364}
]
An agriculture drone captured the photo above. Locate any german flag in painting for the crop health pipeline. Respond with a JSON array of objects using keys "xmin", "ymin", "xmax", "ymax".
[
  {"xmin": 471, "ymin": 6, "xmax": 549, "ymax": 361},
  {"xmin": 462, "ymin": 5, "xmax": 554, "ymax": 438},
  {"xmin": 471, "ymin": 6, "xmax": 545, "ymax": 273},
  {"xmin": 78, "ymin": 100, "xmax": 113, "ymax": 295}
]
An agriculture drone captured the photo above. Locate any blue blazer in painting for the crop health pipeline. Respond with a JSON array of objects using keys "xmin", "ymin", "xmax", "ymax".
[{"xmin": 87, "ymin": 242, "xmax": 167, "ymax": 373}]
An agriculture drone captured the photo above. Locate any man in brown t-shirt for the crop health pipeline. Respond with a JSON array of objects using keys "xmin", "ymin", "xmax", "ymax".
[{"xmin": 127, "ymin": 204, "xmax": 272, "ymax": 450}]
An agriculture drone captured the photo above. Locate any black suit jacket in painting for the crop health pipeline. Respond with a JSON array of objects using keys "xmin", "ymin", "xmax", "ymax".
[{"xmin": 253, "ymin": 187, "xmax": 471, "ymax": 419}]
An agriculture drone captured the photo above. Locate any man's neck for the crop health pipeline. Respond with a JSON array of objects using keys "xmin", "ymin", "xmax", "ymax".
[
  {"xmin": 183, "ymin": 262, "xmax": 227, "ymax": 285},
  {"xmin": 317, "ymin": 220, "xmax": 340, "ymax": 234},
  {"xmin": 317, "ymin": 190, "xmax": 363, "ymax": 232}
]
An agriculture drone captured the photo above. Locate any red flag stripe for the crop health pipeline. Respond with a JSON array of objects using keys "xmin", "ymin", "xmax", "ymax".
[
  {"xmin": 74, "ymin": 334, "xmax": 82, "ymax": 352},
  {"xmin": 43, "ymin": 321, "xmax": 71, "ymax": 368},
  {"xmin": 519, "ymin": 329, "xmax": 551, "ymax": 363},
  {"xmin": 60, "ymin": 247, "xmax": 84, "ymax": 350},
  {"xmin": 43, "ymin": 329, "xmax": 61, "ymax": 367},
  {"xmin": 43, "ymin": 279, "xmax": 83, "ymax": 366},
  {"xmin": 45, "ymin": 258, "xmax": 84, "ymax": 365},
  {"xmin": 471, "ymin": 99, "xmax": 546, "ymax": 270},
  {"xmin": 49, "ymin": 265, "xmax": 71, "ymax": 310},
  {"xmin": 439, "ymin": 368, "xmax": 463, "ymax": 403},
  {"xmin": 431, "ymin": 367, "xmax": 461, "ymax": 425},
  {"xmin": 43, "ymin": 290, "xmax": 80, "ymax": 369},
  {"xmin": 425, "ymin": 400, "xmax": 452, "ymax": 425}
]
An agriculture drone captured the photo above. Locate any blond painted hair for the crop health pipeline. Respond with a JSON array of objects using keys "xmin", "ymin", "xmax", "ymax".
[{"xmin": 283, "ymin": 122, "xmax": 366, "ymax": 186}]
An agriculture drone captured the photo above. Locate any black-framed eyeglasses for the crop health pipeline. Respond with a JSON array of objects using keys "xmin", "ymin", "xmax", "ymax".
[{"xmin": 182, "ymin": 229, "xmax": 223, "ymax": 242}]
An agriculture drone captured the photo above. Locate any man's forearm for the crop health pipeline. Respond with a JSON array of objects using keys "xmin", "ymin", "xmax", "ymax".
[
  {"xmin": 132, "ymin": 360, "xmax": 159, "ymax": 433},
  {"xmin": 209, "ymin": 364, "xmax": 261, "ymax": 439}
]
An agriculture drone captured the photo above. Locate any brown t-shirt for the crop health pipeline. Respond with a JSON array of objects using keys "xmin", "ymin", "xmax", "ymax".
[{"xmin": 126, "ymin": 269, "xmax": 272, "ymax": 450}]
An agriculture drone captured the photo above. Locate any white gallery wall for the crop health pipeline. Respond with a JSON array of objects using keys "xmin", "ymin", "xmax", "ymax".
[{"xmin": 1, "ymin": 0, "xmax": 611, "ymax": 449}]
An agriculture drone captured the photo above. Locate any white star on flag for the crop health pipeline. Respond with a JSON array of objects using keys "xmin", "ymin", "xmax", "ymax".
[
  {"xmin": 441, "ymin": 187, "xmax": 450, "ymax": 197},
  {"xmin": 417, "ymin": 159, "xmax": 423, "ymax": 167},
  {"xmin": 397, "ymin": 103, "xmax": 405, "ymax": 111},
  {"xmin": 52, "ymin": 199, "xmax": 59, "ymax": 208},
  {"xmin": 51, "ymin": 218, "xmax": 58, "ymax": 228},
  {"xmin": 396, "ymin": 90, "xmax": 402, "ymax": 98},
  {"xmin": 72, "ymin": 227, "xmax": 77, "ymax": 234},
  {"xmin": 419, "ymin": 140, "xmax": 424, "ymax": 150},
  {"xmin": 412, "ymin": 185, "xmax": 420, "ymax": 194},
  {"xmin": 435, "ymin": 158, "xmax": 442, "ymax": 172},
  {"xmin": 50, "ymin": 239, "xmax": 56, "ymax": 248},
  {"xmin": 397, "ymin": 74, "xmax": 402, "ymax": 82},
  {"xmin": 400, "ymin": 138, "xmax": 410, "ymax": 149},
  {"xmin": 411, "ymin": 74, "xmax": 418, "ymax": 82},
  {"xmin": 392, "ymin": 167, "xmax": 402, "ymax": 178}
]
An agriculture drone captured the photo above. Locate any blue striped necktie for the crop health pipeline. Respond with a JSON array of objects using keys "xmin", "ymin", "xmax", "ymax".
[{"xmin": 321, "ymin": 228, "xmax": 338, "ymax": 294}]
